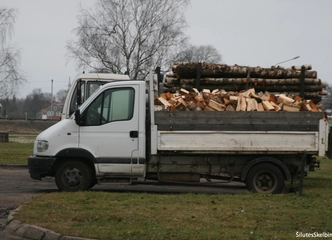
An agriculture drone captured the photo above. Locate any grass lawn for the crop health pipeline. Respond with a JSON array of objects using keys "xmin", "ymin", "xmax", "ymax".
[
  {"xmin": 0, "ymin": 132, "xmax": 36, "ymax": 164},
  {"xmin": 14, "ymin": 158, "xmax": 332, "ymax": 240},
  {"xmin": 0, "ymin": 142, "xmax": 33, "ymax": 165}
]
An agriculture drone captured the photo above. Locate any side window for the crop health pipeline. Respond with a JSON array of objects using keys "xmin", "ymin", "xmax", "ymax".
[
  {"xmin": 84, "ymin": 92, "xmax": 104, "ymax": 125},
  {"xmin": 108, "ymin": 88, "xmax": 134, "ymax": 121},
  {"xmin": 83, "ymin": 87, "xmax": 134, "ymax": 126}
]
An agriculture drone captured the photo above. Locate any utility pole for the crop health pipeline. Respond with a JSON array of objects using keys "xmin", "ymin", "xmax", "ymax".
[
  {"xmin": 68, "ymin": 77, "xmax": 71, "ymax": 90},
  {"xmin": 51, "ymin": 79, "xmax": 53, "ymax": 119}
]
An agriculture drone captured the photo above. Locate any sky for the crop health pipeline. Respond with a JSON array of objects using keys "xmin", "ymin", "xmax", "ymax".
[{"xmin": 2, "ymin": 0, "xmax": 332, "ymax": 99}]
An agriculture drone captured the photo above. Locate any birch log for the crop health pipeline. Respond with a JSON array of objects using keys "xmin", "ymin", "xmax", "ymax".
[
  {"xmin": 168, "ymin": 84, "xmax": 324, "ymax": 93},
  {"xmin": 165, "ymin": 77, "xmax": 322, "ymax": 86},
  {"xmin": 172, "ymin": 62, "xmax": 318, "ymax": 79}
]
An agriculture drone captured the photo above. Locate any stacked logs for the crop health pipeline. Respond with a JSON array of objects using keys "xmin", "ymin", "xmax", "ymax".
[
  {"xmin": 155, "ymin": 87, "xmax": 321, "ymax": 112},
  {"xmin": 164, "ymin": 62, "xmax": 327, "ymax": 102}
]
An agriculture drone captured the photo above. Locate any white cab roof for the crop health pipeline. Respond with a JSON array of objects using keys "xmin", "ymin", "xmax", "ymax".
[{"xmin": 74, "ymin": 73, "xmax": 130, "ymax": 81}]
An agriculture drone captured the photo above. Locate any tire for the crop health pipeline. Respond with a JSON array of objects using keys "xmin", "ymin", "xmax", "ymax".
[
  {"xmin": 55, "ymin": 160, "xmax": 92, "ymax": 192},
  {"xmin": 89, "ymin": 179, "xmax": 97, "ymax": 189},
  {"xmin": 245, "ymin": 163, "xmax": 285, "ymax": 194}
]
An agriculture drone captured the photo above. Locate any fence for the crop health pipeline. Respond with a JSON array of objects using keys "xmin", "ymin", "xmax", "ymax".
[{"xmin": 0, "ymin": 132, "xmax": 9, "ymax": 142}]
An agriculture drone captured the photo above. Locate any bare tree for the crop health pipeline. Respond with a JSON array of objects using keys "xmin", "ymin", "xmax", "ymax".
[
  {"xmin": 0, "ymin": 7, "xmax": 25, "ymax": 98},
  {"xmin": 174, "ymin": 44, "xmax": 222, "ymax": 63},
  {"xmin": 0, "ymin": 7, "xmax": 15, "ymax": 45},
  {"xmin": 67, "ymin": 0, "xmax": 189, "ymax": 79},
  {"xmin": 24, "ymin": 89, "xmax": 47, "ymax": 119},
  {"xmin": 56, "ymin": 89, "xmax": 68, "ymax": 102}
]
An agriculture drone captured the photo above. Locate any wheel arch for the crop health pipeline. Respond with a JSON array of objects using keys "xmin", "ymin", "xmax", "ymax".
[
  {"xmin": 54, "ymin": 148, "xmax": 96, "ymax": 179},
  {"xmin": 241, "ymin": 157, "xmax": 291, "ymax": 182}
]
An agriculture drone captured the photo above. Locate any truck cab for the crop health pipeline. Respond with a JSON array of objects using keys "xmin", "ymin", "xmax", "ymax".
[
  {"xmin": 62, "ymin": 73, "xmax": 130, "ymax": 120},
  {"xmin": 29, "ymin": 80, "xmax": 146, "ymax": 191}
]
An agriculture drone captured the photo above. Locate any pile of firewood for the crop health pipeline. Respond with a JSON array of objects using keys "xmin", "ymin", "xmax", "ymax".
[
  {"xmin": 164, "ymin": 62, "xmax": 327, "ymax": 102},
  {"xmin": 155, "ymin": 87, "xmax": 321, "ymax": 112}
]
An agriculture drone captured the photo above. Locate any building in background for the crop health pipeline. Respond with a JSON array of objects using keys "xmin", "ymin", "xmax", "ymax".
[{"xmin": 41, "ymin": 102, "xmax": 63, "ymax": 120}]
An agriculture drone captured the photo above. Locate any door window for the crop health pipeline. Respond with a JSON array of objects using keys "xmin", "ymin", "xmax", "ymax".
[{"xmin": 83, "ymin": 88, "xmax": 134, "ymax": 126}]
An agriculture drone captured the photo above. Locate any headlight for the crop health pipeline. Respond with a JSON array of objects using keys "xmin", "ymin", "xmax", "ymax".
[{"xmin": 37, "ymin": 140, "xmax": 49, "ymax": 152}]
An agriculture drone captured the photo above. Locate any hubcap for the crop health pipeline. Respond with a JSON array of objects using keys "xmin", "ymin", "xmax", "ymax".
[
  {"xmin": 63, "ymin": 168, "xmax": 82, "ymax": 187},
  {"xmin": 254, "ymin": 171, "xmax": 277, "ymax": 193}
]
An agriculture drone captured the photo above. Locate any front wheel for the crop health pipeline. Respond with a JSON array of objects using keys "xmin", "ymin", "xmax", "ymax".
[
  {"xmin": 245, "ymin": 163, "xmax": 285, "ymax": 194},
  {"xmin": 55, "ymin": 160, "xmax": 92, "ymax": 192}
]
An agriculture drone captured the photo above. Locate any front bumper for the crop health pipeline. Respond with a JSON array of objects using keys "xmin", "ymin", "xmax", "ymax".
[{"xmin": 28, "ymin": 155, "xmax": 57, "ymax": 180}]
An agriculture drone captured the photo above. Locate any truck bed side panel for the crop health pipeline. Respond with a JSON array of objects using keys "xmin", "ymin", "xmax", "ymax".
[
  {"xmin": 155, "ymin": 111, "xmax": 324, "ymax": 131},
  {"xmin": 157, "ymin": 130, "xmax": 318, "ymax": 153},
  {"xmin": 155, "ymin": 111, "xmax": 327, "ymax": 155}
]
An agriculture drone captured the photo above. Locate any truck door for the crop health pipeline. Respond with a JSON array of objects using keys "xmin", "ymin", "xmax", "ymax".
[{"xmin": 78, "ymin": 85, "xmax": 143, "ymax": 176}]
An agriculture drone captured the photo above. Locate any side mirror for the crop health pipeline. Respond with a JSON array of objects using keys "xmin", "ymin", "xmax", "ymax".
[{"xmin": 74, "ymin": 109, "xmax": 81, "ymax": 126}]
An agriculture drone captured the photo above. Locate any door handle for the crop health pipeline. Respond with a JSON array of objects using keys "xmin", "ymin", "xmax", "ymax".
[{"xmin": 130, "ymin": 131, "xmax": 138, "ymax": 138}]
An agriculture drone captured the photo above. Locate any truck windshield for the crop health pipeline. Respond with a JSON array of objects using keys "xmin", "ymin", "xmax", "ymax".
[
  {"xmin": 70, "ymin": 86, "xmax": 102, "ymax": 118},
  {"xmin": 69, "ymin": 81, "xmax": 105, "ymax": 116}
]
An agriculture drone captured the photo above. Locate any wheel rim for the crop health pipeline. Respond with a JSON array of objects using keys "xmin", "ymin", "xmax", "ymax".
[
  {"xmin": 253, "ymin": 170, "xmax": 277, "ymax": 193},
  {"xmin": 62, "ymin": 167, "xmax": 83, "ymax": 188}
]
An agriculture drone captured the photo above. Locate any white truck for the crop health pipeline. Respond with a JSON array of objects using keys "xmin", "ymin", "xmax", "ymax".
[
  {"xmin": 28, "ymin": 74, "xmax": 331, "ymax": 194},
  {"xmin": 61, "ymin": 73, "xmax": 130, "ymax": 120}
]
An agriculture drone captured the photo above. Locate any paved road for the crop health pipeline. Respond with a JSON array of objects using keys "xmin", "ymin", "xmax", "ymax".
[{"xmin": 0, "ymin": 166, "xmax": 247, "ymax": 239}]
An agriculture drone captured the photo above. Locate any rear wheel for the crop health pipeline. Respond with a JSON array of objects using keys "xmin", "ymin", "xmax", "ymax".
[
  {"xmin": 245, "ymin": 163, "xmax": 284, "ymax": 194},
  {"xmin": 55, "ymin": 161, "xmax": 92, "ymax": 192}
]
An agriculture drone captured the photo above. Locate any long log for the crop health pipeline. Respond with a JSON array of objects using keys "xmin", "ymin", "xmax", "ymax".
[
  {"xmin": 163, "ymin": 85, "xmax": 326, "ymax": 96},
  {"xmin": 166, "ymin": 83, "xmax": 324, "ymax": 92},
  {"xmin": 164, "ymin": 85, "xmax": 325, "ymax": 99},
  {"xmin": 172, "ymin": 62, "xmax": 318, "ymax": 79},
  {"xmin": 166, "ymin": 77, "xmax": 323, "ymax": 86}
]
